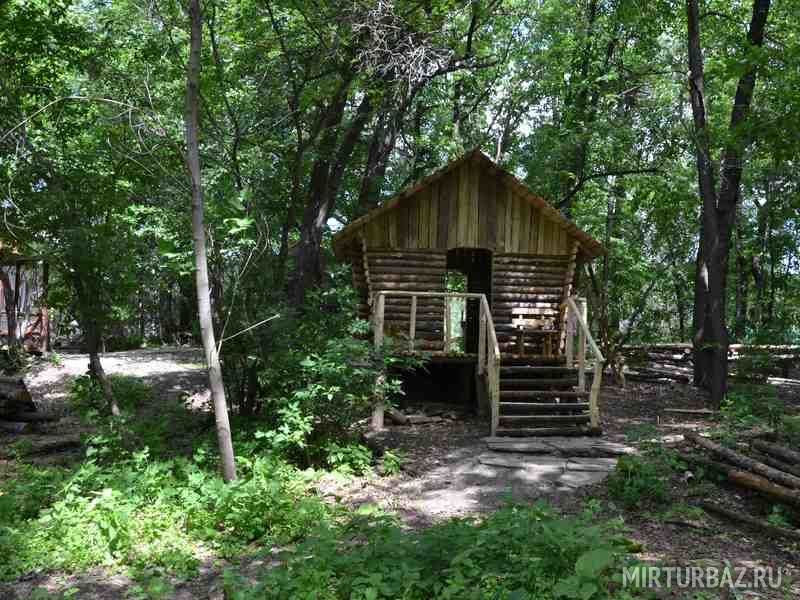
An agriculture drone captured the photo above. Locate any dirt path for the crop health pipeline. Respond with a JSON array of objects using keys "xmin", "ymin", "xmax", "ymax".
[{"xmin": 26, "ymin": 347, "xmax": 208, "ymax": 413}]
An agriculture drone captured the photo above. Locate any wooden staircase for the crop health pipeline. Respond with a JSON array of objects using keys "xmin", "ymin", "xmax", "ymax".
[
  {"xmin": 370, "ymin": 291, "xmax": 603, "ymax": 438},
  {"xmin": 495, "ymin": 356, "xmax": 595, "ymax": 436}
]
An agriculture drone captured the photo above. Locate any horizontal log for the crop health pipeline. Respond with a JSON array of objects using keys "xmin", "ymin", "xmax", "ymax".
[
  {"xmin": 492, "ymin": 266, "xmax": 567, "ymax": 276},
  {"xmin": 368, "ymin": 256, "xmax": 446, "ymax": 266},
  {"xmin": 493, "ymin": 276, "xmax": 566, "ymax": 287},
  {"xmin": 493, "ymin": 285, "xmax": 563, "ymax": 294},
  {"xmin": 751, "ymin": 440, "xmax": 800, "ymax": 465},
  {"xmin": 699, "ymin": 501, "xmax": 800, "ymax": 541},
  {"xmin": 372, "ymin": 282, "xmax": 446, "ymax": 291},
  {"xmin": 368, "ymin": 266, "xmax": 444, "ymax": 276},
  {"xmin": 685, "ymin": 433, "xmax": 800, "ymax": 489},
  {"xmin": 0, "ymin": 420, "xmax": 31, "ymax": 433},
  {"xmin": 494, "ymin": 254, "xmax": 571, "ymax": 263},
  {"xmin": 683, "ymin": 453, "xmax": 800, "ymax": 507},
  {"xmin": 752, "ymin": 452, "xmax": 800, "ymax": 479},
  {"xmin": 370, "ymin": 274, "xmax": 444, "ymax": 283},
  {"xmin": 3, "ymin": 411, "xmax": 60, "ymax": 423},
  {"xmin": 368, "ymin": 247, "xmax": 448, "ymax": 256},
  {"xmin": 492, "ymin": 293, "xmax": 562, "ymax": 302}
]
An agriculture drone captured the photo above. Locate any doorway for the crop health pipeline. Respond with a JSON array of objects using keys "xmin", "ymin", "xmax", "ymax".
[{"xmin": 446, "ymin": 248, "xmax": 492, "ymax": 353}]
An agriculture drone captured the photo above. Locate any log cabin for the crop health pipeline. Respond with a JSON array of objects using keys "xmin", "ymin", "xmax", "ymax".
[
  {"xmin": 0, "ymin": 249, "xmax": 49, "ymax": 353},
  {"xmin": 332, "ymin": 150, "xmax": 606, "ymax": 437}
]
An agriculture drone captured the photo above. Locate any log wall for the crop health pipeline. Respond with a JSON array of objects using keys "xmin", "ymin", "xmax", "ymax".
[{"xmin": 362, "ymin": 249, "xmax": 447, "ymax": 350}]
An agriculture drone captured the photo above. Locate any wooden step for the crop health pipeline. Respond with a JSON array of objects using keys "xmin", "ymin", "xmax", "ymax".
[
  {"xmin": 500, "ymin": 366, "xmax": 575, "ymax": 375},
  {"xmin": 499, "ymin": 402, "xmax": 590, "ymax": 413},
  {"xmin": 498, "ymin": 414, "xmax": 591, "ymax": 424},
  {"xmin": 494, "ymin": 426, "xmax": 598, "ymax": 437},
  {"xmin": 500, "ymin": 390, "xmax": 589, "ymax": 399},
  {"xmin": 500, "ymin": 378, "xmax": 578, "ymax": 389},
  {"xmin": 500, "ymin": 356, "xmax": 568, "ymax": 366}
]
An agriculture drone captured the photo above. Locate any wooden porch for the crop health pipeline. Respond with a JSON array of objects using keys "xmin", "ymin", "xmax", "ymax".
[{"xmin": 372, "ymin": 290, "xmax": 604, "ymax": 437}]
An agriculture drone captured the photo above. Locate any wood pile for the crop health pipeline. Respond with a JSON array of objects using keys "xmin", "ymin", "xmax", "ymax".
[
  {"xmin": 682, "ymin": 433, "xmax": 800, "ymax": 539},
  {"xmin": 386, "ymin": 402, "xmax": 468, "ymax": 426},
  {"xmin": 621, "ymin": 343, "xmax": 800, "ymax": 384},
  {"xmin": 0, "ymin": 376, "xmax": 59, "ymax": 432}
]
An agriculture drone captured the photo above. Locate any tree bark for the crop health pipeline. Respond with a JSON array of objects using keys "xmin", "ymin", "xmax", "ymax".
[
  {"xmin": 685, "ymin": 433, "xmax": 800, "ymax": 489},
  {"xmin": 0, "ymin": 267, "xmax": 18, "ymax": 347},
  {"xmin": 185, "ymin": 0, "xmax": 237, "ymax": 482},
  {"xmin": 687, "ymin": 0, "xmax": 771, "ymax": 407}
]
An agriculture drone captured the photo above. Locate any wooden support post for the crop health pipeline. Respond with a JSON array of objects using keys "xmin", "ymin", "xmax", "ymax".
[
  {"xmin": 443, "ymin": 297, "xmax": 451, "ymax": 353},
  {"xmin": 590, "ymin": 361, "xmax": 602, "ymax": 429},
  {"xmin": 374, "ymin": 293, "xmax": 385, "ymax": 351},
  {"xmin": 577, "ymin": 296, "xmax": 587, "ymax": 390},
  {"xmin": 408, "ymin": 295, "xmax": 417, "ymax": 351},
  {"xmin": 478, "ymin": 309, "xmax": 486, "ymax": 375},
  {"xmin": 565, "ymin": 301, "xmax": 574, "ymax": 369},
  {"xmin": 371, "ymin": 373, "xmax": 385, "ymax": 431}
]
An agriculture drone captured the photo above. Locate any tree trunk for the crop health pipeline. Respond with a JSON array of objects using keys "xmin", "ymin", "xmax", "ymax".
[
  {"xmin": 0, "ymin": 268, "xmax": 18, "ymax": 347},
  {"xmin": 84, "ymin": 313, "xmax": 120, "ymax": 416},
  {"xmin": 185, "ymin": 0, "xmax": 237, "ymax": 482},
  {"xmin": 734, "ymin": 216, "xmax": 749, "ymax": 341},
  {"xmin": 687, "ymin": 0, "xmax": 771, "ymax": 407}
]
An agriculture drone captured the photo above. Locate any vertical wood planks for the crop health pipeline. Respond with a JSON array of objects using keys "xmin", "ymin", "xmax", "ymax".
[
  {"xmin": 429, "ymin": 182, "xmax": 439, "ymax": 248},
  {"xmin": 438, "ymin": 176, "xmax": 451, "ymax": 249}
]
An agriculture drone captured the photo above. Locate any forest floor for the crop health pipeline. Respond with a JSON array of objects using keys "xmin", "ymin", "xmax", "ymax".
[{"xmin": 1, "ymin": 349, "xmax": 799, "ymax": 598}]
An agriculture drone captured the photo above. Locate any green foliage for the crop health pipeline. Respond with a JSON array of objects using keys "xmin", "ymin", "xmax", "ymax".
[
  {"xmin": 324, "ymin": 442, "xmax": 373, "ymax": 475},
  {"xmin": 69, "ymin": 374, "xmax": 150, "ymax": 418},
  {"xmin": 224, "ymin": 503, "xmax": 637, "ymax": 600},
  {"xmin": 0, "ymin": 377, "xmax": 335, "ymax": 581},
  {"xmin": 780, "ymin": 415, "xmax": 800, "ymax": 446},
  {"xmin": 719, "ymin": 385, "xmax": 783, "ymax": 432},
  {"xmin": 381, "ymin": 449, "xmax": 406, "ymax": 476},
  {"xmin": 607, "ymin": 455, "xmax": 670, "ymax": 510}
]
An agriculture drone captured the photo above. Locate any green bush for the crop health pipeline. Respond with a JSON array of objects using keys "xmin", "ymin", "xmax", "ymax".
[
  {"xmin": 0, "ymin": 441, "xmax": 333, "ymax": 580},
  {"xmin": 607, "ymin": 455, "xmax": 669, "ymax": 509},
  {"xmin": 69, "ymin": 374, "xmax": 151, "ymax": 418},
  {"xmin": 224, "ymin": 503, "xmax": 638, "ymax": 600},
  {"xmin": 720, "ymin": 385, "xmax": 783, "ymax": 430}
]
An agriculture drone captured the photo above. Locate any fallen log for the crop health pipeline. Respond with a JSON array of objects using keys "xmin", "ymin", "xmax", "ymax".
[
  {"xmin": 752, "ymin": 452, "xmax": 800, "ymax": 479},
  {"xmin": 2, "ymin": 412, "xmax": 60, "ymax": 423},
  {"xmin": 0, "ymin": 377, "xmax": 35, "ymax": 416},
  {"xmin": 685, "ymin": 433, "xmax": 800, "ymax": 490},
  {"xmin": 699, "ymin": 501, "xmax": 800, "ymax": 541},
  {"xmin": 681, "ymin": 453, "xmax": 800, "ymax": 507},
  {"xmin": 0, "ymin": 420, "xmax": 31, "ymax": 434},
  {"xmin": 663, "ymin": 408, "xmax": 716, "ymax": 417},
  {"xmin": 751, "ymin": 440, "xmax": 800, "ymax": 466},
  {"xmin": 386, "ymin": 406, "xmax": 409, "ymax": 425}
]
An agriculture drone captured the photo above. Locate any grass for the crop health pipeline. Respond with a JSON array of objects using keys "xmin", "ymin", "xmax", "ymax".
[{"xmin": 0, "ymin": 371, "xmax": 657, "ymax": 600}]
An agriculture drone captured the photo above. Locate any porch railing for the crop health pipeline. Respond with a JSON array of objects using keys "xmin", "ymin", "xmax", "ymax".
[
  {"xmin": 372, "ymin": 291, "xmax": 501, "ymax": 434},
  {"xmin": 563, "ymin": 296, "xmax": 603, "ymax": 430}
]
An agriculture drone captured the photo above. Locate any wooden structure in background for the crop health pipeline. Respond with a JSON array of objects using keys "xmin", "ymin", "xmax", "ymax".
[
  {"xmin": 0, "ymin": 250, "xmax": 49, "ymax": 353},
  {"xmin": 333, "ymin": 150, "xmax": 606, "ymax": 437}
]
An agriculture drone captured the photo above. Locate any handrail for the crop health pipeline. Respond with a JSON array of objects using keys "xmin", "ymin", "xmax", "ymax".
[
  {"xmin": 372, "ymin": 290, "xmax": 501, "ymax": 435},
  {"xmin": 564, "ymin": 296, "xmax": 604, "ymax": 362},
  {"xmin": 563, "ymin": 296, "xmax": 604, "ymax": 431}
]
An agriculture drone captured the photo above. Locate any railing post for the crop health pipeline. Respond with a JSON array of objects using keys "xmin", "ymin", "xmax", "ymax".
[
  {"xmin": 565, "ymin": 300, "xmax": 574, "ymax": 369},
  {"xmin": 577, "ymin": 297, "xmax": 586, "ymax": 390},
  {"xmin": 374, "ymin": 292, "xmax": 385, "ymax": 352},
  {"xmin": 443, "ymin": 296, "xmax": 451, "ymax": 353},
  {"xmin": 590, "ymin": 361, "xmax": 602, "ymax": 430},
  {"xmin": 409, "ymin": 295, "xmax": 417, "ymax": 352},
  {"xmin": 478, "ymin": 303, "xmax": 486, "ymax": 375}
]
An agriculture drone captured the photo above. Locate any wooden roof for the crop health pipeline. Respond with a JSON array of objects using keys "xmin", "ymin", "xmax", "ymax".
[{"xmin": 332, "ymin": 149, "xmax": 606, "ymax": 258}]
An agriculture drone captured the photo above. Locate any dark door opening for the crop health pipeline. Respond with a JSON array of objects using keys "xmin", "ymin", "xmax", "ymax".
[{"xmin": 446, "ymin": 248, "xmax": 492, "ymax": 353}]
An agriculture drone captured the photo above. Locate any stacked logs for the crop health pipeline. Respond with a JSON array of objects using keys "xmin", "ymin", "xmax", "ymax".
[
  {"xmin": 622, "ymin": 344, "xmax": 800, "ymax": 384},
  {"xmin": 683, "ymin": 433, "xmax": 800, "ymax": 540},
  {"xmin": 366, "ymin": 249, "xmax": 447, "ymax": 351},
  {"xmin": 0, "ymin": 376, "xmax": 57, "ymax": 432},
  {"xmin": 491, "ymin": 253, "xmax": 570, "ymax": 353}
]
